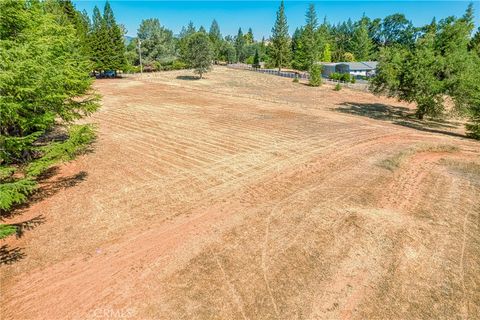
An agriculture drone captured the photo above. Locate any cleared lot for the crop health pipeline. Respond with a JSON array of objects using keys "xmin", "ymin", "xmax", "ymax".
[{"xmin": 1, "ymin": 67, "xmax": 479, "ymax": 319}]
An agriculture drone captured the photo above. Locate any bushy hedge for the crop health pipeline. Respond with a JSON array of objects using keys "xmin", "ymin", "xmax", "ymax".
[{"xmin": 329, "ymin": 72, "xmax": 355, "ymax": 83}]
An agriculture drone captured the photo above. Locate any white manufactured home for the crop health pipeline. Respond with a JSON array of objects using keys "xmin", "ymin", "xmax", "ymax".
[{"xmin": 320, "ymin": 61, "xmax": 378, "ymax": 78}]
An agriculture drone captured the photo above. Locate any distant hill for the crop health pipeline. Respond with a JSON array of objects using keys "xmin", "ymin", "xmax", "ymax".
[{"xmin": 124, "ymin": 35, "xmax": 135, "ymax": 45}]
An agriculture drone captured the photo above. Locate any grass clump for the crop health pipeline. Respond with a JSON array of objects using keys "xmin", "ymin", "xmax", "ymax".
[
  {"xmin": 377, "ymin": 144, "xmax": 459, "ymax": 171},
  {"xmin": 334, "ymin": 83, "xmax": 342, "ymax": 91},
  {"xmin": 440, "ymin": 158, "xmax": 480, "ymax": 177}
]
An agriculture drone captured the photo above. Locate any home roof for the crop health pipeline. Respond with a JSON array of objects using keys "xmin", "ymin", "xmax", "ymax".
[{"xmin": 320, "ymin": 61, "xmax": 378, "ymax": 70}]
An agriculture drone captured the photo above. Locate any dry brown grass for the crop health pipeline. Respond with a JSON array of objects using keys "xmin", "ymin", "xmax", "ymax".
[{"xmin": 1, "ymin": 67, "xmax": 479, "ymax": 320}]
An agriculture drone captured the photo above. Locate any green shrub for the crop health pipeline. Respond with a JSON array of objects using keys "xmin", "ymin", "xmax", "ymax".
[
  {"xmin": 334, "ymin": 83, "xmax": 342, "ymax": 91},
  {"xmin": 309, "ymin": 64, "xmax": 322, "ymax": 87},
  {"xmin": 171, "ymin": 60, "xmax": 188, "ymax": 70},
  {"xmin": 293, "ymin": 76, "xmax": 299, "ymax": 83},
  {"xmin": 329, "ymin": 73, "xmax": 340, "ymax": 80},
  {"xmin": 351, "ymin": 77, "xmax": 356, "ymax": 84},
  {"xmin": 341, "ymin": 73, "xmax": 351, "ymax": 82}
]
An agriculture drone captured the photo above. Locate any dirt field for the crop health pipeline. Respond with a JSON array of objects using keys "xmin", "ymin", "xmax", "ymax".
[{"xmin": 1, "ymin": 67, "xmax": 479, "ymax": 320}]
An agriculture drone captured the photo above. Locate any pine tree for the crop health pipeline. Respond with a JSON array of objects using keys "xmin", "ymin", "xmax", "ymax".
[
  {"xmin": 245, "ymin": 28, "xmax": 254, "ymax": 44},
  {"xmin": 303, "ymin": 4, "xmax": 318, "ymax": 68},
  {"xmin": 235, "ymin": 28, "xmax": 245, "ymax": 62},
  {"xmin": 271, "ymin": 1, "xmax": 290, "ymax": 71},
  {"xmin": 252, "ymin": 49, "xmax": 260, "ymax": 68},
  {"xmin": 209, "ymin": 19, "xmax": 221, "ymax": 42},
  {"xmin": 470, "ymin": 27, "xmax": 480, "ymax": 56},
  {"xmin": 103, "ymin": 1, "xmax": 126, "ymax": 70},
  {"xmin": 209, "ymin": 20, "xmax": 222, "ymax": 63},
  {"xmin": 351, "ymin": 17, "xmax": 373, "ymax": 61}
]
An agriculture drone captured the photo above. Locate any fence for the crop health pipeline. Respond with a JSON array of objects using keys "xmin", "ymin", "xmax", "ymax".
[{"xmin": 227, "ymin": 63, "xmax": 369, "ymax": 91}]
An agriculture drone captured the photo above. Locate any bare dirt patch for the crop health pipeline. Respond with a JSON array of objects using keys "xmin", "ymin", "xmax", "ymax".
[{"xmin": 1, "ymin": 67, "xmax": 479, "ymax": 319}]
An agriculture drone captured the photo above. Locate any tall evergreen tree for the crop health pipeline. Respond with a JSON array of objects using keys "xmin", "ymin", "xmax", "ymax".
[
  {"xmin": 89, "ymin": 1, "xmax": 126, "ymax": 71},
  {"xmin": 209, "ymin": 19, "xmax": 222, "ymax": 62},
  {"xmin": 209, "ymin": 19, "xmax": 221, "ymax": 42},
  {"xmin": 293, "ymin": 4, "xmax": 318, "ymax": 70},
  {"xmin": 235, "ymin": 28, "xmax": 246, "ymax": 62},
  {"xmin": 245, "ymin": 28, "xmax": 254, "ymax": 44},
  {"xmin": 270, "ymin": 1, "xmax": 290, "ymax": 71},
  {"xmin": 351, "ymin": 17, "xmax": 373, "ymax": 61}
]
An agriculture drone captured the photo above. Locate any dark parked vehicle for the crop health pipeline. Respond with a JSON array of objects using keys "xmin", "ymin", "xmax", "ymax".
[{"xmin": 90, "ymin": 70, "xmax": 117, "ymax": 79}]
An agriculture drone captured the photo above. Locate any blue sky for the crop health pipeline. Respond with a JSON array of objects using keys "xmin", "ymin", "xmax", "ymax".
[{"xmin": 73, "ymin": 1, "xmax": 480, "ymax": 39}]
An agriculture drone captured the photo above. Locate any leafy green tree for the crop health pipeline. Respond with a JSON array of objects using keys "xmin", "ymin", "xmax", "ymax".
[
  {"xmin": 371, "ymin": 34, "xmax": 443, "ymax": 120},
  {"xmin": 137, "ymin": 18, "xmax": 175, "ymax": 69},
  {"xmin": 322, "ymin": 43, "xmax": 332, "ymax": 62},
  {"xmin": 186, "ymin": 32, "xmax": 213, "ymax": 78},
  {"xmin": 270, "ymin": 1, "xmax": 290, "ymax": 71},
  {"xmin": 178, "ymin": 21, "xmax": 197, "ymax": 61},
  {"xmin": 343, "ymin": 52, "xmax": 355, "ymax": 62},
  {"xmin": 381, "ymin": 13, "xmax": 416, "ymax": 47},
  {"xmin": 220, "ymin": 40, "xmax": 236, "ymax": 63},
  {"xmin": 371, "ymin": 5, "xmax": 480, "ymax": 137}
]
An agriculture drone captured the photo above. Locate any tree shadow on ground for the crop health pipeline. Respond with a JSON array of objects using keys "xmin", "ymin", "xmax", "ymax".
[
  {"xmin": 0, "ymin": 169, "xmax": 87, "ymax": 265},
  {"xmin": 0, "ymin": 215, "xmax": 46, "ymax": 265},
  {"xmin": 2, "ymin": 169, "xmax": 88, "ymax": 220},
  {"xmin": 0, "ymin": 245, "xmax": 25, "ymax": 265},
  {"xmin": 335, "ymin": 102, "xmax": 468, "ymax": 139},
  {"xmin": 176, "ymin": 75, "xmax": 200, "ymax": 81}
]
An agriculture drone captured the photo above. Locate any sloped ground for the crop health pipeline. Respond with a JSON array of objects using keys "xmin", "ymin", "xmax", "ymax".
[{"xmin": 1, "ymin": 67, "xmax": 479, "ymax": 319}]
